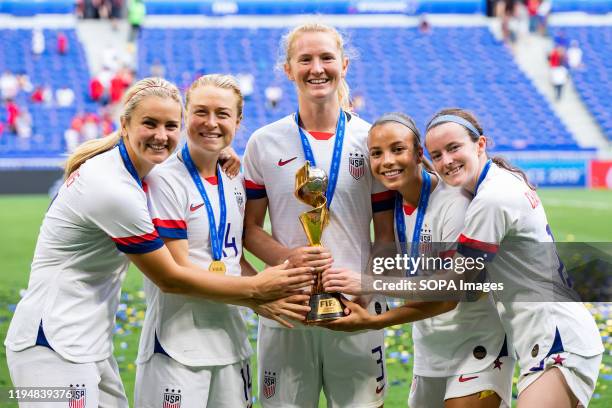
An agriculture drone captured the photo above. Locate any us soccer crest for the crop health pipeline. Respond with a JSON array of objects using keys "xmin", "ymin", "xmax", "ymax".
[
  {"xmin": 68, "ymin": 384, "xmax": 86, "ymax": 408},
  {"xmin": 234, "ymin": 187, "xmax": 245, "ymax": 216},
  {"xmin": 348, "ymin": 152, "xmax": 365, "ymax": 180},
  {"xmin": 420, "ymin": 225, "xmax": 433, "ymax": 254},
  {"xmin": 262, "ymin": 370, "xmax": 277, "ymax": 399},
  {"xmin": 162, "ymin": 388, "xmax": 182, "ymax": 408}
]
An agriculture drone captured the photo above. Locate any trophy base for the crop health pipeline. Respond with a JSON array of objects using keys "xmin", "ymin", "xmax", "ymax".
[{"xmin": 306, "ymin": 293, "xmax": 345, "ymax": 323}]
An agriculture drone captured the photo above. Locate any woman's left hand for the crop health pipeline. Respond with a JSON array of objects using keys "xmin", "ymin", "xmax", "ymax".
[{"xmin": 219, "ymin": 146, "xmax": 241, "ymax": 179}]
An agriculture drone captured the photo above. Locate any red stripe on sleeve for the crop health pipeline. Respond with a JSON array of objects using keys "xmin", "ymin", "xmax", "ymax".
[
  {"xmin": 245, "ymin": 180, "xmax": 265, "ymax": 190},
  {"xmin": 458, "ymin": 234, "xmax": 499, "ymax": 253},
  {"xmin": 371, "ymin": 190, "xmax": 395, "ymax": 202},
  {"xmin": 112, "ymin": 231, "xmax": 160, "ymax": 245},
  {"xmin": 439, "ymin": 249, "xmax": 456, "ymax": 259},
  {"xmin": 152, "ymin": 218, "xmax": 187, "ymax": 230}
]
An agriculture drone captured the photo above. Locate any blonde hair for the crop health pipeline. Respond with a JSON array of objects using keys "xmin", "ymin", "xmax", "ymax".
[
  {"xmin": 185, "ymin": 74, "xmax": 244, "ymax": 122},
  {"xmin": 64, "ymin": 77, "xmax": 183, "ymax": 178},
  {"xmin": 281, "ymin": 22, "xmax": 352, "ymax": 111}
]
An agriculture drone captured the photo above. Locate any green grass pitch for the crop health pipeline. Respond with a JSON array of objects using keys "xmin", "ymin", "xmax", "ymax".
[{"xmin": 0, "ymin": 189, "xmax": 610, "ymax": 407}]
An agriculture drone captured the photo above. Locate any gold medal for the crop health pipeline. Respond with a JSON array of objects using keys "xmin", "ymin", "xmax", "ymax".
[{"xmin": 208, "ymin": 260, "xmax": 226, "ymax": 274}]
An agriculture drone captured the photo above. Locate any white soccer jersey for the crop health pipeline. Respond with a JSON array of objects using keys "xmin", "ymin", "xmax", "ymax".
[
  {"xmin": 457, "ymin": 163, "xmax": 603, "ymax": 375},
  {"xmin": 396, "ymin": 178, "xmax": 508, "ymax": 376},
  {"xmin": 137, "ymin": 153, "xmax": 252, "ymax": 367},
  {"xmin": 243, "ymin": 113, "xmax": 394, "ymax": 328},
  {"xmin": 5, "ymin": 147, "xmax": 163, "ymax": 363}
]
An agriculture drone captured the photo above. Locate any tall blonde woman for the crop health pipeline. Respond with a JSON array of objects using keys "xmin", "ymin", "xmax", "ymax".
[{"xmin": 243, "ymin": 24, "xmax": 395, "ymax": 408}]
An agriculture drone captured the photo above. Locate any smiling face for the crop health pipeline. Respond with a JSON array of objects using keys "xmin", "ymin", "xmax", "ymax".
[
  {"xmin": 368, "ymin": 122, "xmax": 422, "ymax": 191},
  {"xmin": 121, "ymin": 95, "xmax": 182, "ymax": 174},
  {"xmin": 284, "ymin": 31, "xmax": 348, "ymax": 105},
  {"xmin": 425, "ymin": 122, "xmax": 487, "ymax": 190},
  {"xmin": 186, "ymin": 85, "xmax": 240, "ymax": 155}
]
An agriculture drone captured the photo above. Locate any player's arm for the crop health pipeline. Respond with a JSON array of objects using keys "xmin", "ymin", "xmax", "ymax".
[
  {"xmin": 243, "ymin": 197, "xmax": 333, "ymax": 269},
  {"xmin": 373, "ymin": 209, "xmax": 395, "ymax": 244},
  {"xmin": 319, "ymin": 298, "xmax": 458, "ymax": 332},
  {"xmin": 237, "ymin": 252, "xmax": 311, "ymax": 327},
  {"xmin": 127, "ymin": 244, "xmax": 314, "ymax": 301}
]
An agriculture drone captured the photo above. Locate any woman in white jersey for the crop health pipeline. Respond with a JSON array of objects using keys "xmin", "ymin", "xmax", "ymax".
[
  {"xmin": 424, "ymin": 108, "xmax": 603, "ymax": 407},
  {"xmin": 135, "ymin": 74, "xmax": 311, "ymax": 407},
  {"xmin": 322, "ymin": 112, "xmax": 513, "ymax": 408},
  {"xmin": 243, "ymin": 23, "xmax": 395, "ymax": 408},
  {"xmin": 5, "ymin": 77, "xmax": 313, "ymax": 407}
]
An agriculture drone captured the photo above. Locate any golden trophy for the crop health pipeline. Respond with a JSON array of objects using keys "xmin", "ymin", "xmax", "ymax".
[{"xmin": 295, "ymin": 161, "xmax": 345, "ymax": 322}]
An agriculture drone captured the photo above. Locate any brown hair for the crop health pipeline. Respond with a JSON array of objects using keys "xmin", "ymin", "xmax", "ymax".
[
  {"xmin": 64, "ymin": 77, "xmax": 183, "ymax": 178},
  {"xmin": 281, "ymin": 22, "xmax": 352, "ymax": 111},
  {"xmin": 185, "ymin": 74, "xmax": 244, "ymax": 123},
  {"xmin": 370, "ymin": 112, "xmax": 435, "ymax": 173},
  {"xmin": 426, "ymin": 108, "xmax": 536, "ymax": 190}
]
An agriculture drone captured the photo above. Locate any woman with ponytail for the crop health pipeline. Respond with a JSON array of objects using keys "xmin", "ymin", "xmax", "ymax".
[
  {"xmin": 424, "ymin": 108, "xmax": 603, "ymax": 407},
  {"xmin": 5, "ymin": 77, "xmax": 313, "ymax": 407},
  {"xmin": 242, "ymin": 22, "xmax": 395, "ymax": 408}
]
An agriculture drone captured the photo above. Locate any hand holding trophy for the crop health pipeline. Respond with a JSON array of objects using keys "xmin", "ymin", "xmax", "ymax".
[{"xmin": 295, "ymin": 161, "xmax": 346, "ymax": 322}]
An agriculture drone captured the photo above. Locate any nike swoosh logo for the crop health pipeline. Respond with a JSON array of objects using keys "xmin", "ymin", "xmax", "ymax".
[
  {"xmin": 375, "ymin": 384, "xmax": 385, "ymax": 394},
  {"xmin": 190, "ymin": 203, "xmax": 204, "ymax": 212},
  {"xmin": 458, "ymin": 375, "xmax": 479, "ymax": 382},
  {"xmin": 278, "ymin": 157, "xmax": 298, "ymax": 166}
]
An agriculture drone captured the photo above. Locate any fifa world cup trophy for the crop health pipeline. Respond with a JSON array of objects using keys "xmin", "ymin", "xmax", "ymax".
[{"xmin": 295, "ymin": 161, "xmax": 345, "ymax": 322}]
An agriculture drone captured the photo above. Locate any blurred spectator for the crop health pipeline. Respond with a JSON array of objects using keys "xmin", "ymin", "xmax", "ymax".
[
  {"xmin": 110, "ymin": 72, "xmax": 128, "ymax": 104},
  {"xmin": 548, "ymin": 44, "xmax": 565, "ymax": 68},
  {"xmin": 30, "ymin": 85, "xmax": 52, "ymax": 104},
  {"xmin": 128, "ymin": 0, "xmax": 146, "ymax": 43},
  {"xmin": 102, "ymin": 46, "xmax": 121, "ymax": 73},
  {"xmin": 5, "ymin": 99, "xmax": 20, "ymax": 134},
  {"xmin": 57, "ymin": 31, "xmax": 68, "ymax": 55},
  {"xmin": 527, "ymin": 0, "xmax": 540, "ymax": 33},
  {"xmin": 15, "ymin": 108, "xmax": 32, "ymax": 139},
  {"xmin": 0, "ymin": 71, "xmax": 19, "ymax": 101},
  {"xmin": 32, "ymin": 28, "xmax": 45, "ymax": 56},
  {"xmin": 418, "ymin": 14, "xmax": 431, "ymax": 34},
  {"xmin": 536, "ymin": 0, "xmax": 551, "ymax": 36},
  {"xmin": 567, "ymin": 40, "xmax": 584, "ymax": 70},
  {"xmin": 82, "ymin": 113, "xmax": 101, "ymax": 141},
  {"xmin": 89, "ymin": 77, "xmax": 105, "ymax": 102},
  {"xmin": 109, "ymin": 0, "xmax": 124, "ymax": 31},
  {"xmin": 265, "ymin": 85, "xmax": 283, "ymax": 110},
  {"xmin": 17, "ymin": 74, "xmax": 33, "ymax": 93},
  {"xmin": 150, "ymin": 60, "xmax": 165, "ymax": 77},
  {"xmin": 351, "ymin": 93, "xmax": 366, "ymax": 113},
  {"xmin": 56, "ymin": 87, "xmax": 76, "ymax": 107},
  {"xmin": 551, "ymin": 65, "xmax": 568, "ymax": 101},
  {"xmin": 236, "ymin": 73, "xmax": 254, "ymax": 100},
  {"xmin": 100, "ymin": 110, "xmax": 115, "ymax": 136}
]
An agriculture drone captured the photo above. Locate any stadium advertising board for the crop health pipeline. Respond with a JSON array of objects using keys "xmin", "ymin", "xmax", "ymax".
[
  {"xmin": 513, "ymin": 159, "xmax": 588, "ymax": 187},
  {"xmin": 589, "ymin": 160, "xmax": 612, "ymax": 189}
]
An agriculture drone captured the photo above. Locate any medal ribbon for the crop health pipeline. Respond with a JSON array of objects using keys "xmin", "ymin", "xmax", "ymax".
[
  {"xmin": 294, "ymin": 108, "xmax": 346, "ymax": 208},
  {"xmin": 181, "ymin": 144, "xmax": 227, "ymax": 261},
  {"xmin": 118, "ymin": 138, "xmax": 142, "ymax": 188},
  {"xmin": 474, "ymin": 159, "xmax": 492, "ymax": 196},
  {"xmin": 395, "ymin": 168, "xmax": 432, "ymax": 275}
]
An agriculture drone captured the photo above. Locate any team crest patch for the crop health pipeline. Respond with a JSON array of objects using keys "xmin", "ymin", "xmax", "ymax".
[
  {"xmin": 68, "ymin": 384, "xmax": 86, "ymax": 408},
  {"xmin": 263, "ymin": 370, "xmax": 277, "ymax": 399},
  {"xmin": 419, "ymin": 225, "xmax": 433, "ymax": 254},
  {"xmin": 348, "ymin": 153, "xmax": 365, "ymax": 180},
  {"xmin": 235, "ymin": 188, "xmax": 245, "ymax": 216},
  {"xmin": 163, "ymin": 388, "xmax": 182, "ymax": 408}
]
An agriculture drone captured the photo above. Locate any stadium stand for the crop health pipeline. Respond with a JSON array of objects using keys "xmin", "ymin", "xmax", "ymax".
[
  {"xmin": 0, "ymin": 28, "xmax": 92, "ymax": 159},
  {"xmin": 553, "ymin": 26, "xmax": 612, "ymax": 141},
  {"xmin": 139, "ymin": 26, "xmax": 581, "ymax": 154}
]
